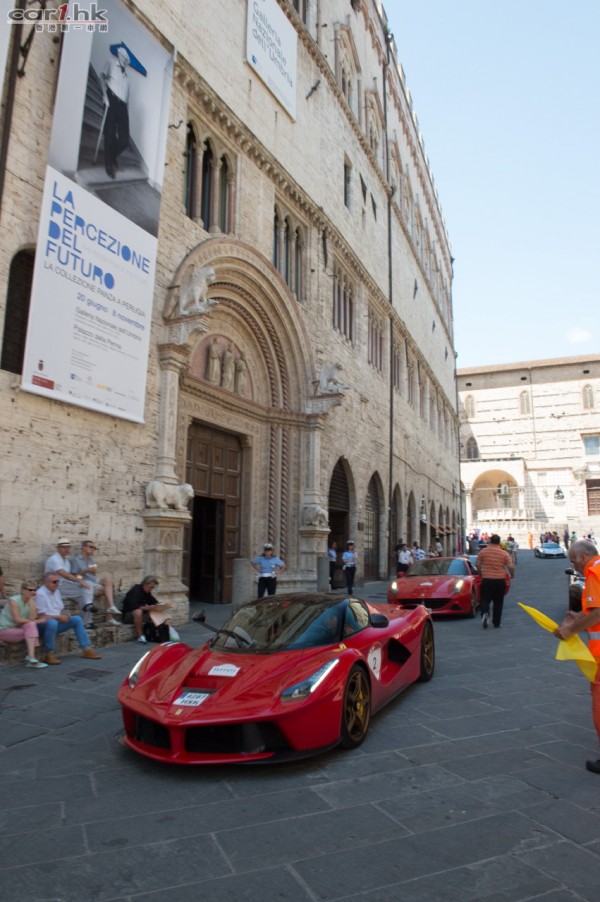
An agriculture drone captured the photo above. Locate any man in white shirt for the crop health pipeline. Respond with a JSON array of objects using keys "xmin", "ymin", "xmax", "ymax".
[
  {"xmin": 45, "ymin": 538, "xmax": 96, "ymax": 627},
  {"xmin": 35, "ymin": 572, "xmax": 102, "ymax": 665}
]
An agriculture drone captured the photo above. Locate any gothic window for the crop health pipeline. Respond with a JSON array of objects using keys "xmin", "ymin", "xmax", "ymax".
[
  {"xmin": 1, "ymin": 249, "xmax": 34, "ymax": 375},
  {"xmin": 294, "ymin": 227, "xmax": 304, "ymax": 300},
  {"xmin": 519, "ymin": 390, "xmax": 531, "ymax": 415},
  {"xmin": 583, "ymin": 384, "xmax": 595, "ymax": 410},
  {"xmin": 218, "ymin": 155, "xmax": 230, "ymax": 232},
  {"xmin": 200, "ymin": 140, "xmax": 214, "ymax": 229},
  {"xmin": 464, "ymin": 394, "xmax": 475, "ymax": 419},
  {"xmin": 184, "ymin": 122, "xmax": 197, "ymax": 219},
  {"xmin": 466, "ymin": 437, "xmax": 479, "ymax": 460},
  {"xmin": 344, "ymin": 159, "xmax": 352, "ymax": 209},
  {"xmin": 407, "ymin": 359, "xmax": 416, "ymax": 407},
  {"xmin": 392, "ymin": 341, "xmax": 403, "ymax": 393},
  {"xmin": 290, "ymin": 0, "xmax": 307, "ymax": 24},
  {"xmin": 273, "ymin": 207, "xmax": 281, "ymax": 270},
  {"xmin": 368, "ymin": 311, "xmax": 384, "ymax": 372},
  {"xmin": 333, "ymin": 268, "xmax": 354, "ymax": 342}
]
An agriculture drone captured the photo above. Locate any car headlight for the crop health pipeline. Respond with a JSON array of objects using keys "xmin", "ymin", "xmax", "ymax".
[
  {"xmin": 450, "ymin": 579, "xmax": 465, "ymax": 594},
  {"xmin": 281, "ymin": 659, "xmax": 339, "ymax": 703},
  {"xmin": 390, "ymin": 580, "xmax": 398, "ymax": 592},
  {"xmin": 127, "ymin": 651, "xmax": 151, "ymax": 689}
]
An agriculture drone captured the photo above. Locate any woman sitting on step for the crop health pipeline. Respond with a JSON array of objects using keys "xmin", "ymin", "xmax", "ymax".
[{"xmin": 0, "ymin": 579, "xmax": 48, "ymax": 668}]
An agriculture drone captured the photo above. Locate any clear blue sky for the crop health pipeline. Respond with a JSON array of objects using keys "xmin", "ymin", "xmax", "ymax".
[{"xmin": 386, "ymin": 1, "xmax": 599, "ymax": 368}]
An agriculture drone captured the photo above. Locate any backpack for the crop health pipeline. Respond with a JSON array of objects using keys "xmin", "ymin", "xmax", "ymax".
[{"xmin": 143, "ymin": 620, "xmax": 170, "ymax": 643}]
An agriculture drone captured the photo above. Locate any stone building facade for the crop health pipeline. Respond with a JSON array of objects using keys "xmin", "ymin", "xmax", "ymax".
[
  {"xmin": 458, "ymin": 356, "xmax": 600, "ymax": 544},
  {"xmin": 0, "ymin": 0, "xmax": 459, "ymax": 609}
]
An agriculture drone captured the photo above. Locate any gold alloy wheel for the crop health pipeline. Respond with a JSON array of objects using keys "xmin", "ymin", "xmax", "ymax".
[{"xmin": 341, "ymin": 665, "xmax": 371, "ymax": 748}]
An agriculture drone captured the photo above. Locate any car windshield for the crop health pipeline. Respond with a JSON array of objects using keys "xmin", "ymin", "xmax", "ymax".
[
  {"xmin": 407, "ymin": 558, "xmax": 468, "ymax": 577},
  {"xmin": 209, "ymin": 594, "xmax": 369, "ymax": 653},
  {"xmin": 542, "ymin": 543, "xmax": 560, "ymax": 549}
]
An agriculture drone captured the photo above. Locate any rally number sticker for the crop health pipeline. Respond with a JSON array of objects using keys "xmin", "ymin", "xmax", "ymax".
[
  {"xmin": 208, "ymin": 664, "xmax": 240, "ymax": 677},
  {"xmin": 367, "ymin": 643, "xmax": 382, "ymax": 680},
  {"xmin": 173, "ymin": 691, "xmax": 209, "ymax": 707}
]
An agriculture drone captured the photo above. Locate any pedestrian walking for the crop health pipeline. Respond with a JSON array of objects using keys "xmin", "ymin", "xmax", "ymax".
[{"xmin": 476, "ymin": 534, "xmax": 514, "ymax": 629}]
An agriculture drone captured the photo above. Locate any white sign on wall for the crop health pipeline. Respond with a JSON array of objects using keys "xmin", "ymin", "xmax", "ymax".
[{"xmin": 246, "ymin": 0, "xmax": 297, "ymax": 119}]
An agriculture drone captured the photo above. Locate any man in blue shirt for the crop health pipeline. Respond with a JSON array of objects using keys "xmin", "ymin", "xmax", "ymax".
[{"xmin": 251, "ymin": 543, "xmax": 286, "ymax": 598}]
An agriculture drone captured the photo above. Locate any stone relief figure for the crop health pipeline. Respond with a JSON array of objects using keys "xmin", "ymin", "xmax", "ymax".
[
  {"xmin": 221, "ymin": 342, "xmax": 235, "ymax": 391},
  {"xmin": 304, "ymin": 504, "xmax": 329, "ymax": 528},
  {"xmin": 205, "ymin": 336, "xmax": 221, "ymax": 384},
  {"xmin": 318, "ymin": 362, "xmax": 350, "ymax": 394},
  {"xmin": 145, "ymin": 481, "xmax": 194, "ymax": 511},
  {"xmin": 234, "ymin": 351, "xmax": 248, "ymax": 396},
  {"xmin": 179, "ymin": 266, "xmax": 217, "ymax": 316}
]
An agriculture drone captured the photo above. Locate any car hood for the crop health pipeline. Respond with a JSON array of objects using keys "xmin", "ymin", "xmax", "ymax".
[
  {"xmin": 394, "ymin": 574, "xmax": 470, "ymax": 598},
  {"xmin": 128, "ymin": 643, "xmax": 345, "ymax": 719}
]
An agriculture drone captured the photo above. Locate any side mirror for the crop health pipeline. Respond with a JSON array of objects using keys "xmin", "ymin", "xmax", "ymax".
[
  {"xmin": 192, "ymin": 609, "xmax": 206, "ymax": 623},
  {"xmin": 370, "ymin": 613, "xmax": 389, "ymax": 628}
]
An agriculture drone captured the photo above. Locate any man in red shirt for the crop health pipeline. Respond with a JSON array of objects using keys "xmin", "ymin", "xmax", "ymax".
[
  {"xmin": 555, "ymin": 539, "xmax": 600, "ymax": 773},
  {"xmin": 476, "ymin": 534, "xmax": 514, "ymax": 629}
]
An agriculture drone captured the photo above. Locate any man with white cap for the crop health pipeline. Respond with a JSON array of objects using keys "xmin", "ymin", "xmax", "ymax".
[{"xmin": 45, "ymin": 539, "xmax": 96, "ymax": 627}]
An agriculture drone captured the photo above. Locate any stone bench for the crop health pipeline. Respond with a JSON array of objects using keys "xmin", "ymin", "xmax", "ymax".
[{"xmin": 0, "ymin": 598, "xmax": 137, "ymax": 667}]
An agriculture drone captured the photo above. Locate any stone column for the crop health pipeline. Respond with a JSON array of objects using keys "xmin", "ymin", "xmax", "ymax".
[
  {"xmin": 155, "ymin": 344, "xmax": 189, "ymax": 483},
  {"xmin": 142, "ymin": 509, "xmax": 192, "ymax": 626}
]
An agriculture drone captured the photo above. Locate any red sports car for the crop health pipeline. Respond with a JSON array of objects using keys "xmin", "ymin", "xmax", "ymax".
[
  {"xmin": 388, "ymin": 556, "xmax": 482, "ymax": 616},
  {"xmin": 117, "ymin": 592, "xmax": 434, "ymax": 765}
]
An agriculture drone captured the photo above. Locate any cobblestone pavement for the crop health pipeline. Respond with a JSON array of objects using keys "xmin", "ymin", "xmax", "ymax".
[{"xmin": 1, "ymin": 551, "xmax": 600, "ymax": 901}]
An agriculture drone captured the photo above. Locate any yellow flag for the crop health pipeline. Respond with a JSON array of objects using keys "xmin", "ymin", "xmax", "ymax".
[{"xmin": 518, "ymin": 602, "xmax": 598, "ymax": 682}]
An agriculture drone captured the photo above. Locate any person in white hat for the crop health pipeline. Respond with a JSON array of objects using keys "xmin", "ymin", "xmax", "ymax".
[
  {"xmin": 250, "ymin": 543, "xmax": 286, "ymax": 598},
  {"xmin": 45, "ymin": 539, "xmax": 96, "ymax": 627},
  {"xmin": 342, "ymin": 541, "xmax": 358, "ymax": 594}
]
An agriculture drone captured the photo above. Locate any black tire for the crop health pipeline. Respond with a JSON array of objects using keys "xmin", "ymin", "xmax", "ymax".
[
  {"xmin": 467, "ymin": 589, "xmax": 477, "ymax": 618},
  {"xmin": 417, "ymin": 622, "xmax": 435, "ymax": 682},
  {"xmin": 339, "ymin": 665, "xmax": 371, "ymax": 750}
]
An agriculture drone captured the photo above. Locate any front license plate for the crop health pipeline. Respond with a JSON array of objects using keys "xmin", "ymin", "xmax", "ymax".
[{"xmin": 173, "ymin": 692, "xmax": 209, "ymax": 707}]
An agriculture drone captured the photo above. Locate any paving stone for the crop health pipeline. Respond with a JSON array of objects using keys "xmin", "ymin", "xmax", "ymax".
[
  {"xmin": 0, "ymin": 824, "xmax": 86, "ymax": 868},
  {"xmin": 216, "ymin": 803, "xmax": 408, "ymax": 873},
  {"xmin": 0, "ymin": 802, "xmax": 63, "ymax": 837},
  {"xmin": 84, "ymin": 786, "xmax": 332, "ymax": 851},
  {"xmin": 357, "ymin": 854, "xmax": 561, "ymax": 901},
  {"xmin": 0, "ymin": 835, "xmax": 230, "ymax": 902},
  {"xmin": 131, "ymin": 867, "xmax": 313, "ymax": 901},
  {"xmin": 313, "ymin": 763, "xmax": 464, "ymax": 809},
  {"xmin": 292, "ymin": 811, "xmax": 559, "ymax": 898},
  {"xmin": 523, "ymin": 798, "xmax": 600, "ymax": 845},
  {"xmin": 518, "ymin": 841, "xmax": 600, "ymax": 902}
]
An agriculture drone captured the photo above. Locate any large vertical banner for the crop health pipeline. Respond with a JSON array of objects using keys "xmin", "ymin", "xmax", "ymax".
[{"xmin": 21, "ymin": 0, "xmax": 173, "ymax": 423}]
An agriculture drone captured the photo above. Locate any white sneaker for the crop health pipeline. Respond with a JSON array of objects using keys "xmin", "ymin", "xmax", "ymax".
[
  {"xmin": 25, "ymin": 656, "xmax": 48, "ymax": 669},
  {"xmin": 105, "ymin": 618, "xmax": 120, "ymax": 626},
  {"xmin": 137, "ymin": 635, "xmax": 147, "ymax": 644},
  {"xmin": 106, "ymin": 606, "xmax": 120, "ymax": 614},
  {"xmin": 482, "ymin": 613, "xmax": 489, "ymax": 629}
]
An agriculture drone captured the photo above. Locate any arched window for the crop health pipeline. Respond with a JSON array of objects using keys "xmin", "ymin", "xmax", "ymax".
[
  {"xmin": 273, "ymin": 207, "xmax": 281, "ymax": 270},
  {"xmin": 200, "ymin": 140, "xmax": 214, "ymax": 229},
  {"xmin": 283, "ymin": 217, "xmax": 291, "ymax": 286},
  {"xmin": 519, "ymin": 390, "xmax": 531, "ymax": 415},
  {"xmin": 218, "ymin": 155, "xmax": 229, "ymax": 232},
  {"xmin": 183, "ymin": 123, "xmax": 197, "ymax": 219},
  {"xmin": 466, "ymin": 437, "xmax": 479, "ymax": 460},
  {"xmin": 583, "ymin": 384, "xmax": 595, "ymax": 410},
  {"xmin": 290, "ymin": 0, "xmax": 307, "ymax": 24},
  {"xmin": 294, "ymin": 227, "xmax": 304, "ymax": 299},
  {"xmin": 1, "ymin": 249, "xmax": 35, "ymax": 374},
  {"xmin": 464, "ymin": 394, "xmax": 475, "ymax": 419}
]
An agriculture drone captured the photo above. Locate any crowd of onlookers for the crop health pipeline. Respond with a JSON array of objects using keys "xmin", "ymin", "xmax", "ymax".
[{"xmin": 0, "ymin": 539, "xmax": 173, "ymax": 668}]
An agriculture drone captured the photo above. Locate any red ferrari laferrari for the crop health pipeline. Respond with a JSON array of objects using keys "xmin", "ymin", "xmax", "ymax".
[
  {"xmin": 387, "ymin": 556, "xmax": 482, "ymax": 616},
  {"xmin": 117, "ymin": 593, "xmax": 434, "ymax": 765}
]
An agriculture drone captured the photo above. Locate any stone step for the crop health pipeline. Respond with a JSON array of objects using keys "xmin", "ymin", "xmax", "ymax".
[{"xmin": 0, "ymin": 605, "xmax": 137, "ymax": 667}]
